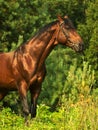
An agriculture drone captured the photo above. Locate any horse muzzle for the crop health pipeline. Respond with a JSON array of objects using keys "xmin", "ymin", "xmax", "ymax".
[{"xmin": 73, "ymin": 42, "xmax": 84, "ymax": 52}]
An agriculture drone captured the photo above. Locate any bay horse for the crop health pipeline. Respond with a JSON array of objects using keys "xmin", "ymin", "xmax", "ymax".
[{"xmin": 0, "ymin": 16, "xmax": 83, "ymax": 118}]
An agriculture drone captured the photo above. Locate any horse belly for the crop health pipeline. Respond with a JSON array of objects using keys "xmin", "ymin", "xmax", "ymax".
[{"xmin": 0, "ymin": 77, "xmax": 17, "ymax": 90}]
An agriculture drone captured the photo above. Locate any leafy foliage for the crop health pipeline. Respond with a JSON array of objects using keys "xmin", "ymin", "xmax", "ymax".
[
  {"xmin": 40, "ymin": 52, "xmax": 96, "ymax": 107},
  {"xmin": 77, "ymin": 0, "xmax": 98, "ymax": 85}
]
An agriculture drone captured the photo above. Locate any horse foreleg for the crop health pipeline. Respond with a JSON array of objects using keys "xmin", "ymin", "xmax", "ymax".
[
  {"xmin": 30, "ymin": 83, "xmax": 41, "ymax": 118},
  {"xmin": 18, "ymin": 81, "xmax": 29, "ymax": 118}
]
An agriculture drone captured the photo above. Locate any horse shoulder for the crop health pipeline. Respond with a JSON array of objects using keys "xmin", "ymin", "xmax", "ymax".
[{"xmin": 22, "ymin": 53, "xmax": 36, "ymax": 72}]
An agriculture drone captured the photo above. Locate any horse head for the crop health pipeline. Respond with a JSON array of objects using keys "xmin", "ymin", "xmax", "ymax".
[{"xmin": 56, "ymin": 15, "xmax": 84, "ymax": 52}]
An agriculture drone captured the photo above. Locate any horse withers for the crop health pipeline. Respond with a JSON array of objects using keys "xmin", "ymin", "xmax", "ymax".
[{"xmin": 0, "ymin": 15, "xmax": 84, "ymax": 119}]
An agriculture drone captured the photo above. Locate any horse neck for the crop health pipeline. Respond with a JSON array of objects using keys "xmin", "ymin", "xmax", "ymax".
[{"xmin": 27, "ymin": 24, "xmax": 58, "ymax": 71}]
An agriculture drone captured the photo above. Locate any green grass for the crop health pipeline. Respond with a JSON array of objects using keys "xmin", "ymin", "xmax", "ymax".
[{"xmin": 0, "ymin": 94, "xmax": 98, "ymax": 130}]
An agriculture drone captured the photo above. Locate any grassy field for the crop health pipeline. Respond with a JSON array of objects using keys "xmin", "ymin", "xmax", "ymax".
[{"xmin": 0, "ymin": 93, "xmax": 98, "ymax": 130}]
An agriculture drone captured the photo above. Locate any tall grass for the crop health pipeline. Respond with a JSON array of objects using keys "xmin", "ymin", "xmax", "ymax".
[{"xmin": 0, "ymin": 96, "xmax": 98, "ymax": 130}]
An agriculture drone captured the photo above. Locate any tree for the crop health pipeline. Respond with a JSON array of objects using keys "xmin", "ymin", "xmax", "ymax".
[{"xmin": 78, "ymin": 0, "xmax": 98, "ymax": 86}]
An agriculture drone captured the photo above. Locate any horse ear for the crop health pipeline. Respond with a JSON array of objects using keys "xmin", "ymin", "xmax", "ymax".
[{"xmin": 57, "ymin": 15, "xmax": 64, "ymax": 23}]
